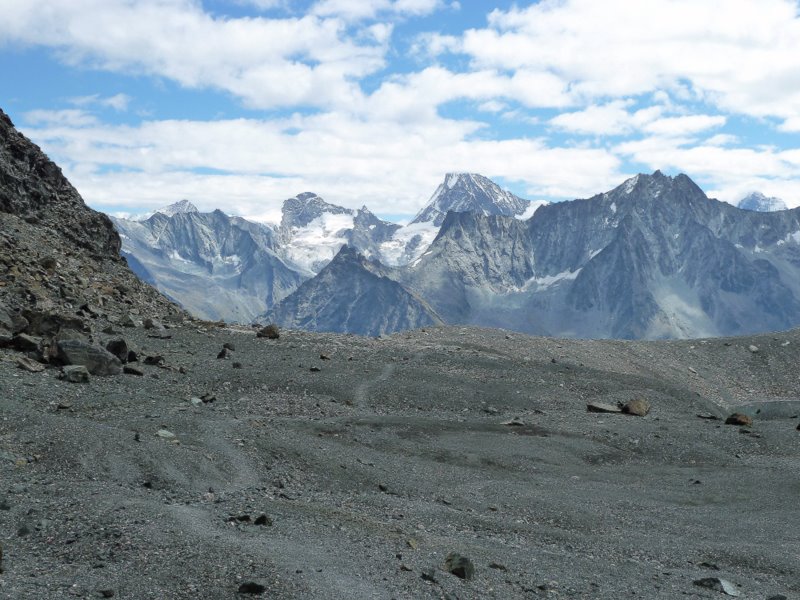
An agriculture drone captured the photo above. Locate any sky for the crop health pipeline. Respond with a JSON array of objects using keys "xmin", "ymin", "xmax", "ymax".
[{"xmin": 2, "ymin": 0, "xmax": 800, "ymax": 223}]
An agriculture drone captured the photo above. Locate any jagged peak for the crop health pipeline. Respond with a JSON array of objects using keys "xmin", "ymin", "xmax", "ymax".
[
  {"xmin": 155, "ymin": 199, "xmax": 199, "ymax": 217},
  {"xmin": 738, "ymin": 191, "xmax": 787, "ymax": 212}
]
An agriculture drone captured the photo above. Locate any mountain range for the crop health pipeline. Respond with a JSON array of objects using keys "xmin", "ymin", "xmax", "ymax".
[{"xmin": 113, "ymin": 171, "xmax": 799, "ymax": 339}]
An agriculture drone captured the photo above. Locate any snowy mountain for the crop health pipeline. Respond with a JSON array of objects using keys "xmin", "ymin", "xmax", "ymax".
[
  {"xmin": 400, "ymin": 171, "xmax": 800, "ymax": 339},
  {"xmin": 277, "ymin": 192, "xmax": 401, "ymax": 273},
  {"xmin": 410, "ymin": 173, "xmax": 532, "ymax": 226},
  {"xmin": 112, "ymin": 209, "xmax": 305, "ymax": 322},
  {"xmin": 738, "ymin": 192, "xmax": 787, "ymax": 212}
]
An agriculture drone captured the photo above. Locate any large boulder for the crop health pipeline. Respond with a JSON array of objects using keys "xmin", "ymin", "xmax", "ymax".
[{"xmin": 56, "ymin": 340, "xmax": 122, "ymax": 376}]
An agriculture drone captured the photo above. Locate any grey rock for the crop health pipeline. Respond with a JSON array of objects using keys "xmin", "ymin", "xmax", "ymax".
[
  {"xmin": 725, "ymin": 413, "xmax": 753, "ymax": 427},
  {"xmin": 256, "ymin": 324, "xmax": 280, "ymax": 339},
  {"xmin": 123, "ymin": 365, "xmax": 144, "ymax": 376},
  {"xmin": 693, "ymin": 577, "xmax": 740, "ymax": 596},
  {"xmin": 237, "ymin": 581, "xmax": 266, "ymax": 594},
  {"xmin": 62, "ymin": 365, "xmax": 90, "ymax": 383},
  {"xmin": 16, "ymin": 356, "xmax": 45, "ymax": 373},
  {"xmin": 156, "ymin": 429, "xmax": 176, "ymax": 440},
  {"xmin": 12, "ymin": 333, "xmax": 41, "ymax": 352},
  {"xmin": 587, "ymin": 402, "xmax": 623, "ymax": 414},
  {"xmin": 56, "ymin": 340, "xmax": 122, "ymax": 376},
  {"xmin": 143, "ymin": 317, "xmax": 164, "ymax": 330},
  {"xmin": 444, "ymin": 552, "xmax": 475, "ymax": 580}
]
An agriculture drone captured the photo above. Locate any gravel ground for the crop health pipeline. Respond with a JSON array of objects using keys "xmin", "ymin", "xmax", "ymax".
[{"xmin": 1, "ymin": 323, "xmax": 798, "ymax": 599}]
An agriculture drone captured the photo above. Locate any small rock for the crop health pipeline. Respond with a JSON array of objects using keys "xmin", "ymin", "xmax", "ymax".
[
  {"xmin": 420, "ymin": 568, "xmax": 437, "ymax": 583},
  {"xmin": 223, "ymin": 342, "xmax": 236, "ymax": 351},
  {"xmin": 120, "ymin": 314, "xmax": 139, "ymax": 328},
  {"xmin": 156, "ymin": 429, "xmax": 176, "ymax": 440},
  {"xmin": 232, "ymin": 361, "xmax": 242, "ymax": 369},
  {"xmin": 105, "ymin": 339, "xmax": 129, "ymax": 363},
  {"xmin": 587, "ymin": 402, "xmax": 622, "ymax": 414},
  {"xmin": 501, "ymin": 417, "xmax": 526, "ymax": 426},
  {"xmin": 12, "ymin": 333, "xmax": 41, "ymax": 352},
  {"xmin": 309, "ymin": 366, "xmax": 321, "ymax": 372},
  {"xmin": 489, "ymin": 562, "xmax": 507, "ymax": 571},
  {"xmin": 256, "ymin": 324, "xmax": 280, "ymax": 339},
  {"xmin": 143, "ymin": 355, "xmax": 164, "ymax": 366},
  {"xmin": 254, "ymin": 514, "xmax": 272, "ymax": 526},
  {"xmin": 123, "ymin": 365, "xmax": 144, "ymax": 376},
  {"xmin": 201, "ymin": 393, "xmax": 216, "ymax": 404},
  {"xmin": 143, "ymin": 318, "xmax": 165, "ymax": 330},
  {"xmin": 444, "ymin": 553, "xmax": 474, "ymax": 580},
  {"xmin": 320, "ymin": 353, "xmax": 330, "ymax": 360},
  {"xmin": 238, "ymin": 581, "xmax": 266, "ymax": 595},
  {"xmin": 62, "ymin": 365, "xmax": 90, "ymax": 383},
  {"xmin": 98, "ymin": 590, "xmax": 115, "ymax": 598},
  {"xmin": 693, "ymin": 577, "xmax": 740, "ymax": 596},
  {"xmin": 57, "ymin": 400, "xmax": 73, "ymax": 409},
  {"xmin": 748, "ymin": 345, "xmax": 759, "ymax": 353},
  {"xmin": 217, "ymin": 348, "xmax": 228, "ymax": 359},
  {"xmin": 16, "ymin": 356, "xmax": 45, "ymax": 373},
  {"xmin": 725, "ymin": 413, "xmax": 753, "ymax": 427},
  {"xmin": 190, "ymin": 397, "xmax": 203, "ymax": 407},
  {"xmin": 622, "ymin": 399, "xmax": 651, "ymax": 416}
]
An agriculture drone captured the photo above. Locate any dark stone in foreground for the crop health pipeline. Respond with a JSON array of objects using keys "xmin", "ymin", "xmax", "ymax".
[
  {"xmin": 238, "ymin": 581, "xmax": 266, "ymax": 594},
  {"xmin": 444, "ymin": 552, "xmax": 474, "ymax": 580},
  {"xmin": 622, "ymin": 399, "xmax": 651, "ymax": 416},
  {"xmin": 62, "ymin": 365, "xmax": 90, "ymax": 383},
  {"xmin": 105, "ymin": 338, "xmax": 129, "ymax": 363}
]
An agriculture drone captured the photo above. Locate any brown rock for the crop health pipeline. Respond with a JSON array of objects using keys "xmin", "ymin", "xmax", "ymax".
[
  {"xmin": 622, "ymin": 399, "xmax": 651, "ymax": 416},
  {"xmin": 256, "ymin": 324, "xmax": 280, "ymax": 339},
  {"xmin": 587, "ymin": 402, "xmax": 622, "ymax": 414},
  {"xmin": 725, "ymin": 413, "xmax": 753, "ymax": 427},
  {"xmin": 16, "ymin": 356, "xmax": 45, "ymax": 373}
]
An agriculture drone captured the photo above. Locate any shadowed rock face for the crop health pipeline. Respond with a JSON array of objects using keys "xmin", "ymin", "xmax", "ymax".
[
  {"xmin": 264, "ymin": 245, "xmax": 441, "ymax": 336},
  {"xmin": 0, "ymin": 109, "xmax": 178, "ymax": 319}
]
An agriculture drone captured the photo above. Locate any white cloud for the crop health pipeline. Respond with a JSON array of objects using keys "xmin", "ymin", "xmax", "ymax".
[
  {"xmin": 641, "ymin": 115, "xmax": 726, "ymax": 137},
  {"xmin": 70, "ymin": 93, "xmax": 131, "ymax": 111},
  {"xmin": 448, "ymin": 0, "xmax": 800, "ymax": 120},
  {"xmin": 310, "ymin": 0, "xmax": 442, "ymax": 21},
  {"xmin": 19, "ymin": 110, "xmax": 624, "ymax": 218},
  {"xmin": 0, "ymin": 0, "xmax": 385, "ymax": 110}
]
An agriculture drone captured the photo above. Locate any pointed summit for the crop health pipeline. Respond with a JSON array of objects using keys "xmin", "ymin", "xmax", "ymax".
[
  {"xmin": 411, "ymin": 173, "xmax": 530, "ymax": 226},
  {"xmin": 155, "ymin": 199, "xmax": 199, "ymax": 217}
]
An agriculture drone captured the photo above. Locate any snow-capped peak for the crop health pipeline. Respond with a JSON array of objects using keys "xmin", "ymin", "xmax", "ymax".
[
  {"xmin": 738, "ymin": 192, "xmax": 787, "ymax": 212},
  {"xmin": 411, "ymin": 173, "xmax": 530, "ymax": 226},
  {"xmin": 157, "ymin": 199, "xmax": 199, "ymax": 216}
]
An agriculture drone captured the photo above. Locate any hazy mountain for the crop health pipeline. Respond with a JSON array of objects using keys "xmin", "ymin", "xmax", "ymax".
[
  {"xmin": 264, "ymin": 245, "xmax": 442, "ymax": 336},
  {"xmin": 112, "ymin": 209, "xmax": 305, "ymax": 322},
  {"xmin": 738, "ymin": 191, "xmax": 787, "ymax": 212}
]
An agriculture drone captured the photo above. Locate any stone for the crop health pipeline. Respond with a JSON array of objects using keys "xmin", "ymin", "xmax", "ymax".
[
  {"xmin": 232, "ymin": 362, "xmax": 242, "ymax": 369},
  {"xmin": 489, "ymin": 562, "xmax": 507, "ymax": 571},
  {"xmin": 766, "ymin": 595, "xmax": 788, "ymax": 600},
  {"xmin": 156, "ymin": 429, "xmax": 176, "ymax": 440},
  {"xmin": 693, "ymin": 577, "xmax": 740, "ymax": 596},
  {"xmin": 123, "ymin": 365, "xmax": 144, "ymax": 376},
  {"xmin": 105, "ymin": 339, "xmax": 129, "ymax": 363},
  {"xmin": 21, "ymin": 310, "xmax": 86, "ymax": 337},
  {"xmin": 143, "ymin": 318, "xmax": 165, "ymax": 330},
  {"xmin": 748, "ymin": 345, "xmax": 759, "ymax": 353},
  {"xmin": 223, "ymin": 342, "xmax": 235, "ymax": 351},
  {"xmin": 217, "ymin": 348, "xmax": 228, "ymax": 359},
  {"xmin": 309, "ymin": 366, "xmax": 321, "ymax": 372},
  {"xmin": 238, "ymin": 581, "xmax": 266, "ymax": 595},
  {"xmin": 0, "ymin": 327, "xmax": 12, "ymax": 348},
  {"xmin": 501, "ymin": 417, "xmax": 526, "ymax": 426},
  {"xmin": 320, "ymin": 353, "xmax": 330, "ymax": 360},
  {"xmin": 420, "ymin": 569, "xmax": 437, "ymax": 583},
  {"xmin": 143, "ymin": 355, "xmax": 164, "ymax": 366},
  {"xmin": 622, "ymin": 399, "xmax": 651, "ymax": 416},
  {"xmin": 57, "ymin": 340, "xmax": 122, "ymax": 376},
  {"xmin": 62, "ymin": 365, "xmax": 90, "ymax": 383},
  {"xmin": 16, "ymin": 356, "xmax": 45, "ymax": 373},
  {"xmin": 190, "ymin": 397, "xmax": 203, "ymax": 407},
  {"xmin": 12, "ymin": 333, "xmax": 42, "ymax": 352},
  {"xmin": 254, "ymin": 514, "xmax": 273, "ymax": 526},
  {"xmin": 725, "ymin": 413, "xmax": 753, "ymax": 427},
  {"xmin": 98, "ymin": 590, "xmax": 115, "ymax": 598},
  {"xmin": 120, "ymin": 314, "xmax": 138, "ymax": 328},
  {"xmin": 256, "ymin": 324, "xmax": 280, "ymax": 339},
  {"xmin": 444, "ymin": 552, "xmax": 474, "ymax": 580},
  {"xmin": 587, "ymin": 402, "xmax": 622, "ymax": 414}
]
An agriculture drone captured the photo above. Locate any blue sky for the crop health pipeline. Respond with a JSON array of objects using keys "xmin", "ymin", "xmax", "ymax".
[{"xmin": 2, "ymin": 0, "xmax": 800, "ymax": 222}]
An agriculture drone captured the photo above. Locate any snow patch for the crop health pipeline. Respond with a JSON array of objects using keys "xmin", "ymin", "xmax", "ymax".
[
  {"xmin": 379, "ymin": 222, "xmax": 440, "ymax": 266},
  {"xmin": 525, "ymin": 268, "xmax": 581, "ymax": 289},
  {"xmin": 516, "ymin": 200, "xmax": 549, "ymax": 220},
  {"xmin": 609, "ymin": 202, "xmax": 617, "ymax": 214}
]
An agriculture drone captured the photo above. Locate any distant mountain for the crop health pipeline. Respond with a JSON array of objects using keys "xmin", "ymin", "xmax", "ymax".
[
  {"xmin": 263, "ymin": 245, "xmax": 442, "ymax": 336},
  {"xmin": 411, "ymin": 173, "xmax": 532, "ymax": 226},
  {"xmin": 112, "ymin": 209, "xmax": 305, "ymax": 322},
  {"xmin": 277, "ymin": 192, "xmax": 401, "ymax": 273},
  {"xmin": 738, "ymin": 192, "xmax": 787, "ymax": 212},
  {"xmin": 401, "ymin": 171, "xmax": 800, "ymax": 338}
]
